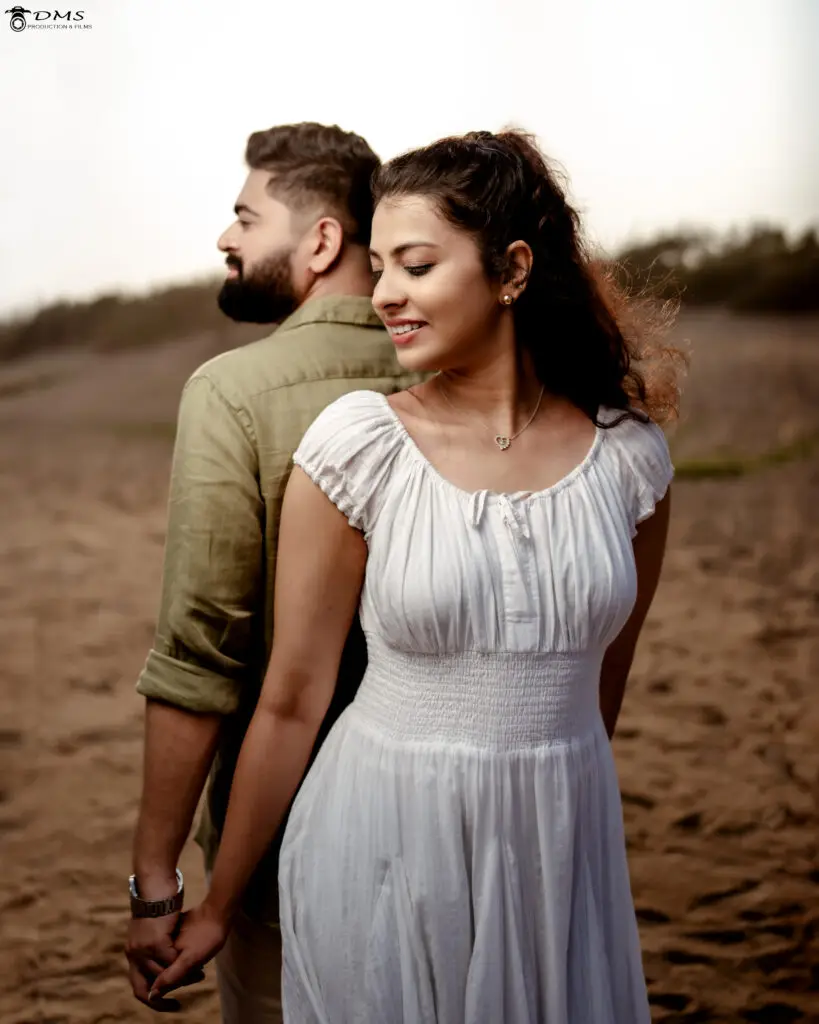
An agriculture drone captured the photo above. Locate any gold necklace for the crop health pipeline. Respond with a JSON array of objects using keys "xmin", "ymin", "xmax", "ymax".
[{"xmin": 435, "ymin": 375, "xmax": 546, "ymax": 451}]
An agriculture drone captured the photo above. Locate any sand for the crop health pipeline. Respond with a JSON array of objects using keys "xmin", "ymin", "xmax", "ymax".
[{"xmin": 0, "ymin": 311, "xmax": 818, "ymax": 1023}]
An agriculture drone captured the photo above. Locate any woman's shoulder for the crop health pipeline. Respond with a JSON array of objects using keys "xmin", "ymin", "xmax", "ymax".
[
  {"xmin": 599, "ymin": 406, "xmax": 670, "ymax": 453},
  {"xmin": 298, "ymin": 384, "xmax": 406, "ymax": 450},
  {"xmin": 317, "ymin": 387, "xmax": 395, "ymax": 420},
  {"xmin": 597, "ymin": 406, "xmax": 674, "ymax": 530},
  {"xmin": 296, "ymin": 389, "xmax": 401, "ymax": 448},
  {"xmin": 291, "ymin": 389, "xmax": 405, "ymax": 533}
]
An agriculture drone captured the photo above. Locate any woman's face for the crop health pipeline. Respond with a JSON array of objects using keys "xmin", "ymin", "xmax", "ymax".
[{"xmin": 369, "ymin": 196, "xmax": 505, "ymax": 373}]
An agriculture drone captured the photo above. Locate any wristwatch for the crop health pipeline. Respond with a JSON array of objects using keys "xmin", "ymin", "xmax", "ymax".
[{"xmin": 129, "ymin": 869, "xmax": 184, "ymax": 919}]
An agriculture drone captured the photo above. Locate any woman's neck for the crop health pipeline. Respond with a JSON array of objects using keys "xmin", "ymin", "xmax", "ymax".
[{"xmin": 434, "ymin": 348, "xmax": 546, "ymax": 438}]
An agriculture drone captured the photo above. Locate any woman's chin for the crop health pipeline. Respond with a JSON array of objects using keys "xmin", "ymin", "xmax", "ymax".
[{"xmin": 394, "ymin": 345, "xmax": 443, "ymax": 374}]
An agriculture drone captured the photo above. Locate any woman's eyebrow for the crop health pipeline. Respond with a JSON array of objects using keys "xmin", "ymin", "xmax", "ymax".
[{"xmin": 369, "ymin": 242, "xmax": 441, "ymax": 259}]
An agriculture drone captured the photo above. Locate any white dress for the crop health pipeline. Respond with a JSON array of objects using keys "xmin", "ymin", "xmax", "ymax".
[{"xmin": 278, "ymin": 390, "xmax": 673, "ymax": 1023}]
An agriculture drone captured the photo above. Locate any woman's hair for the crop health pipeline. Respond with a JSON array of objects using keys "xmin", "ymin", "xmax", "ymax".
[{"xmin": 373, "ymin": 129, "xmax": 686, "ymax": 425}]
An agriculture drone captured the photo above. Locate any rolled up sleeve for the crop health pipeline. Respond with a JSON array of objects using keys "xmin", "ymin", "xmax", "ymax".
[{"xmin": 136, "ymin": 374, "xmax": 264, "ymax": 714}]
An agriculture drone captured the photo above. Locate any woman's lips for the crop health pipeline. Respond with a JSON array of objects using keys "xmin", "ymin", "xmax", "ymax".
[{"xmin": 387, "ymin": 322, "xmax": 427, "ymax": 345}]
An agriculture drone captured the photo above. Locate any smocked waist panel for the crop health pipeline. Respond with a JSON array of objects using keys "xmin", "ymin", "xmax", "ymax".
[{"xmin": 350, "ymin": 637, "xmax": 604, "ymax": 750}]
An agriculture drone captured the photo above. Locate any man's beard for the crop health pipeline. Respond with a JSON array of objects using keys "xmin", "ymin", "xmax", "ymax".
[{"xmin": 217, "ymin": 248, "xmax": 299, "ymax": 324}]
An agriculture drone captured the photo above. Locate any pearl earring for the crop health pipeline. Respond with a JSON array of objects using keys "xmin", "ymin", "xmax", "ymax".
[{"xmin": 502, "ymin": 294, "xmax": 513, "ymax": 306}]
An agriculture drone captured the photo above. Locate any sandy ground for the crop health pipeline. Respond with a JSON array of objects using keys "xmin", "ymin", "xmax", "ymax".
[{"xmin": 0, "ymin": 311, "xmax": 818, "ymax": 1023}]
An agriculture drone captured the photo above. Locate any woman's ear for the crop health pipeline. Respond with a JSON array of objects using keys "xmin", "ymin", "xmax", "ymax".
[{"xmin": 500, "ymin": 240, "xmax": 533, "ymax": 301}]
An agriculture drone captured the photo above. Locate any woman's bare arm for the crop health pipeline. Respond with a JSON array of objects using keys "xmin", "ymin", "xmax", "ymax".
[
  {"xmin": 599, "ymin": 490, "xmax": 671, "ymax": 739},
  {"xmin": 204, "ymin": 466, "xmax": 368, "ymax": 919}
]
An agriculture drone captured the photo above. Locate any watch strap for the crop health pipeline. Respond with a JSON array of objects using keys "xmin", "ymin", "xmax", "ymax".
[{"xmin": 129, "ymin": 868, "xmax": 184, "ymax": 919}]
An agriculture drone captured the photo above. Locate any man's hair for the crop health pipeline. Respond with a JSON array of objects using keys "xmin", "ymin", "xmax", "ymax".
[{"xmin": 245, "ymin": 122, "xmax": 380, "ymax": 246}]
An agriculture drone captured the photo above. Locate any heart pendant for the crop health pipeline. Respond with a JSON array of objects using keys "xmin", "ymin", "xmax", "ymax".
[{"xmin": 495, "ymin": 435, "xmax": 511, "ymax": 451}]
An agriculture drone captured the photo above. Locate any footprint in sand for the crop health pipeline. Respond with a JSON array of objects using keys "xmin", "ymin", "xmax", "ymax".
[
  {"xmin": 684, "ymin": 928, "xmax": 747, "ymax": 945},
  {"xmin": 698, "ymin": 704, "xmax": 729, "ymax": 726},
  {"xmin": 0, "ymin": 729, "xmax": 23, "ymax": 748},
  {"xmin": 673, "ymin": 811, "xmax": 703, "ymax": 831},
  {"xmin": 636, "ymin": 907, "xmax": 672, "ymax": 924},
  {"xmin": 0, "ymin": 813, "xmax": 26, "ymax": 836},
  {"xmin": 689, "ymin": 879, "xmax": 761, "ymax": 910},
  {"xmin": 661, "ymin": 948, "xmax": 714, "ymax": 966},
  {"xmin": 621, "ymin": 791, "xmax": 656, "ymax": 810},
  {"xmin": 745, "ymin": 901, "xmax": 805, "ymax": 920},
  {"xmin": 648, "ymin": 992, "xmax": 692, "ymax": 1011},
  {"xmin": 753, "ymin": 946, "xmax": 804, "ymax": 974},
  {"xmin": 763, "ymin": 923, "xmax": 798, "ymax": 940},
  {"xmin": 740, "ymin": 1005, "xmax": 805, "ymax": 1022},
  {"xmin": 1, "ymin": 891, "xmax": 38, "ymax": 911},
  {"xmin": 713, "ymin": 820, "xmax": 756, "ymax": 837}
]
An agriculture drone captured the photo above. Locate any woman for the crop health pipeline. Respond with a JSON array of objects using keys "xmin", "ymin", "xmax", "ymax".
[{"xmin": 152, "ymin": 129, "xmax": 683, "ymax": 1021}]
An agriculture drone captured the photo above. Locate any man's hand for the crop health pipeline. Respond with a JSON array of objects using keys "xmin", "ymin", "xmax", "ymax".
[
  {"xmin": 127, "ymin": 911, "xmax": 179, "ymax": 1010},
  {"xmin": 127, "ymin": 700, "xmax": 223, "ymax": 1009},
  {"xmin": 148, "ymin": 903, "xmax": 229, "ymax": 1003},
  {"xmin": 126, "ymin": 911, "xmax": 207, "ymax": 1012}
]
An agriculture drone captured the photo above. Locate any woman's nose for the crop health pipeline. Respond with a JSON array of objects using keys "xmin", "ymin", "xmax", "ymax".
[{"xmin": 372, "ymin": 271, "xmax": 406, "ymax": 315}]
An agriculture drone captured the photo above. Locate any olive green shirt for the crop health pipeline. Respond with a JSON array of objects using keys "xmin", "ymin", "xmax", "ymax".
[{"xmin": 136, "ymin": 295, "xmax": 423, "ymax": 925}]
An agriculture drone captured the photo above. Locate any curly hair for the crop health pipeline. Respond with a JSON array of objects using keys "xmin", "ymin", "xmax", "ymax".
[
  {"xmin": 245, "ymin": 122, "xmax": 381, "ymax": 246},
  {"xmin": 373, "ymin": 129, "xmax": 686, "ymax": 425}
]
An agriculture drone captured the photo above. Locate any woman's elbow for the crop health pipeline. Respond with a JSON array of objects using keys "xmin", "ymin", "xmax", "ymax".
[{"xmin": 256, "ymin": 670, "xmax": 331, "ymax": 729}]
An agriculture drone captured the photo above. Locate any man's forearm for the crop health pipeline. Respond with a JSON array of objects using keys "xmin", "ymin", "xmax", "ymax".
[{"xmin": 132, "ymin": 699, "xmax": 223, "ymax": 898}]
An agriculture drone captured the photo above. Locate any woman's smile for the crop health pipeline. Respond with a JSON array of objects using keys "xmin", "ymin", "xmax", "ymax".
[{"xmin": 384, "ymin": 318, "xmax": 428, "ymax": 345}]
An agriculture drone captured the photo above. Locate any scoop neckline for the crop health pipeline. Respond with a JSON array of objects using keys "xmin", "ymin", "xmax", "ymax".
[{"xmin": 375, "ymin": 391, "xmax": 604, "ymax": 504}]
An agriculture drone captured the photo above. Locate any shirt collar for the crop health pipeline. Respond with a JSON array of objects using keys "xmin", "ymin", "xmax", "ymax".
[{"xmin": 278, "ymin": 294, "xmax": 383, "ymax": 333}]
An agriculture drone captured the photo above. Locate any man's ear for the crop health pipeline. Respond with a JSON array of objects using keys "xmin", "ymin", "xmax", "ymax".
[{"xmin": 305, "ymin": 216, "xmax": 345, "ymax": 275}]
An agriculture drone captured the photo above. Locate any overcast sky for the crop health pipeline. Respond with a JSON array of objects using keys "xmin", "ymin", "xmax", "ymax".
[{"xmin": 0, "ymin": 0, "xmax": 816, "ymax": 318}]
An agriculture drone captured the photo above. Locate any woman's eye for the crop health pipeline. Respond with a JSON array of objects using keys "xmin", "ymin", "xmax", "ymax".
[
  {"xmin": 371, "ymin": 269, "xmax": 383, "ymax": 284},
  {"xmin": 406, "ymin": 264, "xmax": 433, "ymax": 277}
]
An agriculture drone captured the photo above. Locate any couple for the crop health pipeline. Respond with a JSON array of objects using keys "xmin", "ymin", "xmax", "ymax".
[{"xmin": 127, "ymin": 120, "xmax": 681, "ymax": 1023}]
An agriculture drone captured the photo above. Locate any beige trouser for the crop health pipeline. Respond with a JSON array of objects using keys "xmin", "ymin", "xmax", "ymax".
[{"xmin": 215, "ymin": 910, "xmax": 283, "ymax": 1024}]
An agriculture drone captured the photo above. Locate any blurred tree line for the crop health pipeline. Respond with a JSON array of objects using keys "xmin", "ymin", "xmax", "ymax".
[
  {"xmin": 0, "ymin": 278, "xmax": 260, "ymax": 362},
  {"xmin": 0, "ymin": 224, "xmax": 816, "ymax": 362},
  {"xmin": 613, "ymin": 224, "xmax": 819, "ymax": 313}
]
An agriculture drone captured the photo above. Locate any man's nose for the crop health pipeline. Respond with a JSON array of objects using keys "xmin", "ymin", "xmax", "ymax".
[{"xmin": 217, "ymin": 225, "xmax": 238, "ymax": 253}]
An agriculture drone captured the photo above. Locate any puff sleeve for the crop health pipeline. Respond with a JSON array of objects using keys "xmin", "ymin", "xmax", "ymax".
[
  {"xmin": 609, "ymin": 413, "xmax": 675, "ymax": 536},
  {"xmin": 292, "ymin": 390, "xmax": 404, "ymax": 537}
]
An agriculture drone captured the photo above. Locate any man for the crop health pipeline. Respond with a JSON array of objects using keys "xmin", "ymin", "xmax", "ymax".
[{"xmin": 125, "ymin": 121, "xmax": 422, "ymax": 1022}]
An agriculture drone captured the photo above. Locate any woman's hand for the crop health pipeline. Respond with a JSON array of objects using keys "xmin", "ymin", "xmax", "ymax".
[{"xmin": 148, "ymin": 902, "xmax": 230, "ymax": 1002}]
